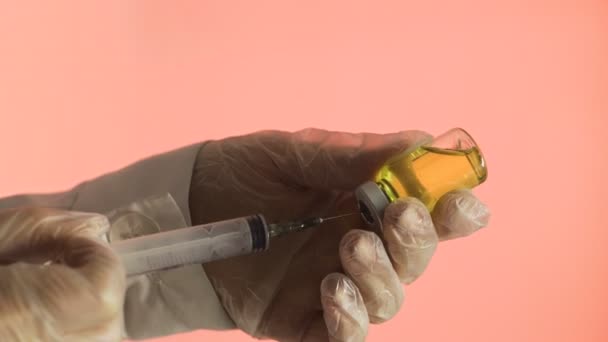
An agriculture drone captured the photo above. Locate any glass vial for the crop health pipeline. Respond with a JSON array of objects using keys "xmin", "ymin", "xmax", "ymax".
[{"xmin": 355, "ymin": 128, "xmax": 488, "ymax": 230}]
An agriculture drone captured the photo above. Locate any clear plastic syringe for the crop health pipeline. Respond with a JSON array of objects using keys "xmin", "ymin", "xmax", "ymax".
[{"xmin": 111, "ymin": 213, "xmax": 353, "ymax": 276}]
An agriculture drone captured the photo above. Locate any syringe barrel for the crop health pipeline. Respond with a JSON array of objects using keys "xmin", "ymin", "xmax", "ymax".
[{"xmin": 111, "ymin": 214, "xmax": 269, "ymax": 276}]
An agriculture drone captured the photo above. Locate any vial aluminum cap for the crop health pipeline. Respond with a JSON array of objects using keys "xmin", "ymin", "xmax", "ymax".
[{"xmin": 355, "ymin": 181, "xmax": 390, "ymax": 231}]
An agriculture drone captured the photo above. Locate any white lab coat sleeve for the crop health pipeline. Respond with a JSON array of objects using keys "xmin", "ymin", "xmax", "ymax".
[{"xmin": 0, "ymin": 143, "xmax": 237, "ymax": 340}]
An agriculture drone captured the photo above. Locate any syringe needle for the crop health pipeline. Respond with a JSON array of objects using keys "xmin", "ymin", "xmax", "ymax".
[
  {"xmin": 268, "ymin": 213, "xmax": 357, "ymax": 238},
  {"xmin": 319, "ymin": 212, "xmax": 357, "ymax": 223}
]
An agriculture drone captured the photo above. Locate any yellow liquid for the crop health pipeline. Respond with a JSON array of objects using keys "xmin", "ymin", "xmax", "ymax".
[{"xmin": 374, "ymin": 145, "xmax": 487, "ymax": 211}]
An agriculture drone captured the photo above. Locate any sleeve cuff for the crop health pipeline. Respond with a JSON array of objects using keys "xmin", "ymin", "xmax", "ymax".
[{"xmin": 69, "ymin": 143, "xmax": 236, "ymax": 339}]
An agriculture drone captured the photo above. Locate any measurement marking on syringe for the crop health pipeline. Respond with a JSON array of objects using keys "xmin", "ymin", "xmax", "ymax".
[{"xmin": 114, "ymin": 217, "xmax": 258, "ymax": 275}]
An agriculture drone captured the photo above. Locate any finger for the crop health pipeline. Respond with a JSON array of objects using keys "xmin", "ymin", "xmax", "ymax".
[
  {"xmin": 431, "ymin": 189, "xmax": 490, "ymax": 241},
  {"xmin": 383, "ymin": 198, "xmax": 438, "ymax": 284},
  {"xmin": 0, "ymin": 262, "xmax": 121, "ymax": 339},
  {"xmin": 339, "ymin": 230, "xmax": 404, "ymax": 323},
  {"xmin": 0, "ymin": 208, "xmax": 125, "ymax": 338},
  {"xmin": 320, "ymin": 273, "xmax": 369, "ymax": 342},
  {"xmin": 0, "ymin": 209, "xmax": 123, "ymax": 301},
  {"xmin": 0, "ymin": 208, "xmax": 110, "ymax": 260},
  {"xmin": 252, "ymin": 128, "xmax": 432, "ymax": 191}
]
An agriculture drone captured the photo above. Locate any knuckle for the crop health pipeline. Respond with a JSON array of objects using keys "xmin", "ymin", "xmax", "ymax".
[
  {"xmin": 321, "ymin": 273, "xmax": 361, "ymax": 310},
  {"xmin": 433, "ymin": 190, "xmax": 490, "ymax": 238},
  {"xmin": 364, "ymin": 278, "xmax": 404, "ymax": 324},
  {"xmin": 340, "ymin": 230, "xmax": 381, "ymax": 260},
  {"xmin": 385, "ymin": 198, "xmax": 432, "ymax": 233}
]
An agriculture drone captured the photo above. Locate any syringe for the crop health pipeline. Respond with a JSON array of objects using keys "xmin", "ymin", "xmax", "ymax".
[{"xmin": 111, "ymin": 213, "xmax": 354, "ymax": 276}]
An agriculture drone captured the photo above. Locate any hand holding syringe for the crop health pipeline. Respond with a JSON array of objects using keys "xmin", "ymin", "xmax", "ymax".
[{"xmin": 111, "ymin": 213, "xmax": 355, "ymax": 276}]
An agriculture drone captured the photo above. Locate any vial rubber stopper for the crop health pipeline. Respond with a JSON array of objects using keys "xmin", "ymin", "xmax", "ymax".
[{"xmin": 355, "ymin": 181, "xmax": 390, "ymax": 231}]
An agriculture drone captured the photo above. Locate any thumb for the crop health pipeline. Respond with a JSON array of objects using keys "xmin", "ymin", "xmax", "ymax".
[{"xmin": 255, "ymin": 128, "xmax": 432, "ymax": 191}]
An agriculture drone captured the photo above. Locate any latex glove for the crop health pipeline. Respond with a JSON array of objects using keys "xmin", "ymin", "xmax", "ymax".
[
  {"xmin": 190, "ymin": 129, "xmax": 490, "ymax": 341},
  {"xmin": 0, "ymin": 208, "xmax": 126, "ymax": 342}
]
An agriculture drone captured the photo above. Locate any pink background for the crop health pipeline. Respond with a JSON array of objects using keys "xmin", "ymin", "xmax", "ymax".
[{"xmin": 1, "ymin": 1, "xmax": 606, "ymax": 341}]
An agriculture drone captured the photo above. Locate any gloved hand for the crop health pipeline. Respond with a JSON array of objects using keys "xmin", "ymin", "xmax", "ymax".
[
  {"xmin": 190, "ymin": 129, "xmax": 490, "ymax": 341},
  {"xmin": 0, "ymin": 208, "xmax": 126, "ymax": 342}
]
